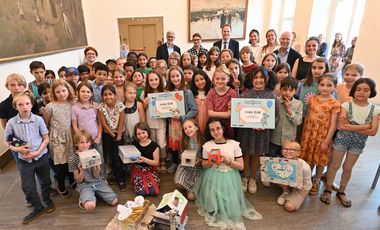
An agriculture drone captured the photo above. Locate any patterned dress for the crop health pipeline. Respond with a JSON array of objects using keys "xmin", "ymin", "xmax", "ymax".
[
  {"xmin": 195, "ymin": 91, "xmax": 208, "ymax": 135},
  {"xmin": 300, "ymin": 96, "xmax": 340, "ymax": 166}
]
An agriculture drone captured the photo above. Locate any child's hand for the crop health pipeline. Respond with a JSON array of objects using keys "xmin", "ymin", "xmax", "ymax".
[
  {"xmin": 137, "ymin": 156, "xmax": 145, "ymax": 163},
  {"xmin": 254, "ymin": 128, "xmax": 265, "ymax": 131},
  {"xmin": 17, "ymin": 145, "xmax": 30, "ymax": 155},
  {"xmin": 116, "ymin": 134, "xmax": 122, "ymax": 142},
  {"xmin": 78, "ymin": 163, "xmax": 84, "ymax": 172},
  {"xmin": 23, "ymin": 151, "xmax": 37, "ymax": 160},
  {"xmin": 93, "ymin": 136, "xmax": 101, "ymax": 145},
  {"xmin": 143, "ymin": 97, "xmax": 150, "ymax": 106},
  {"xmin": 283, "ymin": 98, "xmax": 292, "ymax": 115},
  {"xmin": 320, "ymin": 140, "xmax": 330, "ymax": 151}
]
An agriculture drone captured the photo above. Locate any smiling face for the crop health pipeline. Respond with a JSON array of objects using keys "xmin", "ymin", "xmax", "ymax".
[
  {"xmin": 125, "ymin": 86, "xmax": 137, "ymax": 102},
  {"xmin": 343, "ymin": 68, "xmax": 360, "ymax": 86},
  {"xmin": 149, "ymin": 58, "xmax": 157, "ymax": 69},
  {"xmin": 222, "ymin": 25, "xmax": 231, "ymax": 40},
  {"xmin": 249, "ymin": 31, "xmax": 259, "ymax": 45},
  {"xmin": 136, "ymin": 128, "xmax": 149, "ymax": 143},
  {"xmin": 148, "ymin": 73, "xmax": 161, "ymax": 90},
  {"xmin": 266, "ymin": 31, "xmax": 276, "ymax": 44},
  {"xmin": 132, "ymin": 72, "xmax": 143, "ymax": 86},
  {"xmin": 220, "ymin": 51, "xmax": 232, "ymax": 64},
  {"xmin": 102, "ymin": 89, "xmax": 116, "ymax": 106},
  {"xmin": 182, "ymin": 54, "xmax": 192, "ymax": 67},
  {"xmin": 213, "ymin": 71, "xmax": 229, "ymax": 89},
  {"xmin": 76, "ymin": 136, "xmax": 91, "ymax": 152},
  {"xmin": 166, "ymin": 31, "xmax": 175, "ymax": 45},
  {"xmin": 54, "ymin": 85, "xmax": 69, "ymax": 102},
  {"xmin": 305, "ymin": 40, "xmax": 319, "ymax": 55},
  {"xmin": 85, "ymin": 50, "xmax": 97, "ymax": 63},
  {"xmin": 263, "ymin": 55, "xmax": 276, "ymax": 71},
  {"xmin": 252, "ymin": 71, "xmax": 266, "ymax": 91},
  {"xmin": 183, "ymin": 120, "xmax": 199, "ymax": 138},
  {"xmin": 281, "ymin": 141, "xmax": 301, "ymax": 159},
  {"xmin": 311, "ymin": 61, "xmax": 326, "ymax": 79},
  {"xmin": 194, "ymin": 74, "xmax": 206, "ymax": 90},
  {"xmin": 113, "ymin": 71, "xmax": 125, "ymax": 86},
  {"xmin": 209, "ymin": 121, "xmax": 225, "ymax": 142},
  {"xmin": 138, "ymin": 55, "xmax": 148, "ymax": 68},
  {"xmin": 170, "ymin": 69, "xmax": 183, "ymax": 89},
  {"xmin": 280, "ymin": 32, "xmax": 292, "ymax": 49},
  {"xmin": 193, "ymin": 35, "xmax": 201, "ymax": 48},
  {"xmin": 78, "ymin": 85, "xmax": 93, "ymax": 103},
  {"xmin": 240, "ymin": 51, "xmax": 251, "ymax": 63},
  {"xmin": 318, "ymin": 77, "xmax": 335, "ymax": 96},
  {"xmin": 210, "ymin": 51, "xmax": 219, "ymax": 63}
]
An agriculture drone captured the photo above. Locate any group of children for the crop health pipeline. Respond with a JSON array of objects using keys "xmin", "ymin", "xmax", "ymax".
[{"xmin": 1, "ymin": 43, "xmax": 379, "ymax": 229}]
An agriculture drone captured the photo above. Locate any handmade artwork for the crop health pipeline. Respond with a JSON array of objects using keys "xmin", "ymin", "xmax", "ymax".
[
  {"xmin": 260, "ymin": 157, "xmax": 303, "ymax": 189},
  {"xmin": 156, "ymin": 189, "xmax": 188, "ymax": 216},
  {"xmin": 189, "ymin": 0, "xmax": 248, "ymax": 40},
  {"xmin": 0, "ymin": 0, "xmax": 87, "ymax": 62},
  {"xmin": 181, "ymin": 149, "xmax": 197, "ymax": 167},
  {"xmin": 118, "ymin": 145, "xmax": 142, "ymax": 164},
  {"xmin": 148, "ymin": 91, "xmax": 185, "ymax": 119},
  {"xmin": 78, "ymin": 149, "xmax": 101, "ymax": 169},
  {"xmin": 231, "ymin": 98, "xmax": 276, "ymax": 129},
  {"xmin": 208, "ymin": 149, "xmax": 221, "ymax": 165}
]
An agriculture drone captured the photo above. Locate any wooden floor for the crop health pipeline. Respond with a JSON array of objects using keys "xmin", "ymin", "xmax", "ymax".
[{"xmin": 1, "ymin": 133, "xmax": 380, "ymax": 230}]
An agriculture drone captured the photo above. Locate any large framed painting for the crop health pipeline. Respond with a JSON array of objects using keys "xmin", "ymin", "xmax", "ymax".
[
  {"xmin": 0, "ymin": 0, "xmax": 87, "ymax": 62},
  {"xmin": 189, "ymin": 0, "xmax": 248, "ymax": 41}
]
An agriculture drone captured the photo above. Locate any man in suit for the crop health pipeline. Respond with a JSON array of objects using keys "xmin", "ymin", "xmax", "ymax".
[
  {"xmin": 213, "ymin": 24, "xmax": 239, "ymax": 60},
  {"xmin": 274, "ymin": 31, "xmax": 302, "ymax": 70},
  {"xmin": 156, "ymin": 30, "xmax": 181, "ymax": 63}
]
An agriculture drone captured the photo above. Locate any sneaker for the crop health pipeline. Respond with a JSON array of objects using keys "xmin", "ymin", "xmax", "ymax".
[
  {"xmin": 22, "ymin": 208, "xmax": 46, "ymax": 224},
  {"xmin": 58, "ymin": 189, "xmax": 71, "ymax": 198},
  {"xmin": 167, "ymin": 163, "xmax": 178, "ymax": 174},
  {"xmin": 24, "ymin": 200, "xmax": 32, "ymax": 207},
  {"xmin": 248, "ymin": 178, "xmax": 257, "ymax": 194},
  {"xmin": 118, "ymin": 182, "xmax": 127, "ymax": 192},
  {"xmin": 309, "ymin": 179, "xmax": 320, "ymax": 195},
  {"xmin": 277, "ymin": 192, "xmax": 289, "ymax": 206},
  {"xmin": 262, "ymin": 181, "xmax": 271, "ymax": 187},
  {"xmin": 242, "ymin": 177, "xmax": 248, "ymax": 192},
  {"xmin": 44, "ymin": 200, "xmax": 55, "ymax": 213}
]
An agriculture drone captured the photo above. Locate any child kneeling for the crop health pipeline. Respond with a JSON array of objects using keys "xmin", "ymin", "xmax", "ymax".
[
  {"xmin": 68, "ymin": 130, "xmax": 118, "ymax": 211},
  {"xmin": 277, "ymin": 140, "xmax": 312, "ymax": 212}
]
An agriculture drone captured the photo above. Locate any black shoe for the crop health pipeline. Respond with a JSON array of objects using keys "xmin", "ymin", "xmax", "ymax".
[
  {"xmin": 70, "ymin": 182, "xmax": 77, "ymax": 190},
  {"xmin": 22, "ymin": 208, "xmax": 46, "ymax": 224},
  {"xmin": 45, "ymin": 200, "xmax": 55, "ymax": 213},
  {"xmin": 118, "ymin": 182, "xmax": 127, "ymax": 192},
  {"xmin": 107, "ymin": 176, "xmax": 117, "ymax": 185},
  {"xmin": 50, "ymin": 187, "xmax": 58, "ymax": 196}
]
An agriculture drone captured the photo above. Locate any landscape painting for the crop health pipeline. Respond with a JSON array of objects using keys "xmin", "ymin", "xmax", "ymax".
[
  {"xmin": 189, "ymin": 0, "xmax": 248, "ymax": 40},
  {"xmin": 0, "ymin": 0, "xmax": 87, "ymax": 62}
]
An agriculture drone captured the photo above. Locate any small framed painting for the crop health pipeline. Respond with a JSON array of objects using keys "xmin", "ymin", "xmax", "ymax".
[
  {"xmin": 148, "ymin": 91, "xmax": 185, "ymax": 119},
  {"xmin": 260, "ymin": 157, "xmax": 303, "ymax": 189}
]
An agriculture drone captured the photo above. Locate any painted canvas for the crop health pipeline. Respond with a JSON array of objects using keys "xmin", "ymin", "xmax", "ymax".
[
  {"xmin": 189, "ymin": 0, "xmax": 248, "ymax": 40},
  {"xmin": 0, "ymin": 0, "xmax": 87, "ymax": 62}
]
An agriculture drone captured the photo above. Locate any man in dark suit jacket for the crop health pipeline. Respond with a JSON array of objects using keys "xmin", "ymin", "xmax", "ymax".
[
  {"xmin": 274, "ymin": 31, "xmax": 302, "ymax": 70},
  {"xmin": 156, "ymin": 30, "xmax": 181, "ymax": 63},
  {"xmin": 213, "ymin": 24, "xmax": 240, "ymax": 60}
]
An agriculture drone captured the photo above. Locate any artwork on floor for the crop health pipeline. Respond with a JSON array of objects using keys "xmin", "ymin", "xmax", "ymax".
[
  {"xmin": 189, "ymin": 0, "xmax": 248, "ymax": 41},
  {"xmin": 0, "ymin": 0, "xmax": 87, "ymax": 62}
]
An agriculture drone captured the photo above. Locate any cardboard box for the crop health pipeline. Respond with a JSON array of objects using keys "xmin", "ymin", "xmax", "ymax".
[
  {"xmin": 78, "ymin": 149, "xmax": 101, "ymax": 169},
  {"xmin": 208, "ymin": 149, "xmax": 221, "ymax": 165},
  {"xmin": 181, "ymin": 149, "xmax": 197, "ymax": 167},
  {"xmin": 119, "ymin": 145, "xmax": 141, "ymax": 163}
]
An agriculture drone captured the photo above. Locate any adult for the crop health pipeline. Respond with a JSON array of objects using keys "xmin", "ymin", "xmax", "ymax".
[
  {"xmin": 120, "ymin": 43, "xmax": 129, "ymax": 59},
  {"xmin": 187, "ymin": 33, "xmax": 208, "ymax": 56},
  {"xmin": 83, "ymin": 46, "xmax": 98, "ymax": 81},
  {"xmin": 331, "ymin": 32, "xmax": 346, "ymax": 58},
  {"xmin": 213, "ymin": 24, "xmax": 239, "ymax": 60},
  {"xmin": 290, "ymin": 32, "xmax": 301, "ymax": 53},
  {"xmin": 343, "ymin": 36, "xmax": 357, "ymax": 66},
  {"xmin": 248, "ymin": 29, "xmax": 260, "ymax": 61},
  {"xmin": 274, "ymin": 31, "xmax": 302, "ymax": 70},
  {"xmin": 292, "ymin": 37, "xmax": 320, "ymax": 80},
  {"xmin": 156, "ymin": 30, "xmax": 181, "ymax": 63},
  {"xmin": 317, "ymin": 34, "xmax": 329, "ymax": 57},
  {"xmin": 255, "ymin": 29, "xmax": 279, "ymax": 65}
]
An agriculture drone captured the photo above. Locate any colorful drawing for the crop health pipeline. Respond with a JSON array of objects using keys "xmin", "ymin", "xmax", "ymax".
[
  {"xmin": 148, "ymin": 91, "xmax": 185, "ymax": 119},
  {"xmin": 231, "ymin": 98, "xmax": 275, "ymax": 129}
]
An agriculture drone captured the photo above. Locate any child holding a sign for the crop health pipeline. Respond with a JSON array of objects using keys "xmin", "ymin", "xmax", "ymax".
[
  {"xmin": 166, "ymin": 66, "xmax": 198, "ymax": 173},
  {"xmin": 237, "ymin": 67, "xmax": 278, "ymax": 194},
  {"xmin": 68, "ymin": 130, "xmax": 118, "ymax": 211},
  {"xmin": 195, "ymin": 118, "xmax": 262, "ymax": 229},
  {"xmin": 276, "ymin": 141, "xmax": 312, "ymax": 211}
]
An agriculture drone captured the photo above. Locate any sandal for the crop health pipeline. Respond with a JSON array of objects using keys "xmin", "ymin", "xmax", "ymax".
[
  {"xmin": 336, "ymin": 192, "xmax": 352, "ymax": 208},
  {"xmin": 320, "ymin": 190, "xmax": 332, "ymax": 204}
]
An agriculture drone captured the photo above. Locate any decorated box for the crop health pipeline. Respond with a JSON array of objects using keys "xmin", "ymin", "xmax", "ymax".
[
  {"xmin": 181, "ymin": 149, "xmax": 197, "ymax": 167},
  {"xmin": 78, "ymin": 149, "xmax": 101, "ymax": 169},
  {"xmin": 119, "ymin": 145, "xmax": 142, "ymax": 164}
]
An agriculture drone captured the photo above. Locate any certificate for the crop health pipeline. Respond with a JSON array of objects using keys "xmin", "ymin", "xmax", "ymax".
[
  {"xmin": 148, "ymin": 91, "xmax": 185, "ymax": 119},
  {"xmin": 231, "ymin": 98, "xmax": 275, "ymax": 129},
  {"xmin": 260, "ymin": 157, "xmax": 303, "ymax": 189}
]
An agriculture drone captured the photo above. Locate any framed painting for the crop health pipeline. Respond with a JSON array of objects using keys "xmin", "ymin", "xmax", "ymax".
[
  {"xmin": 0, "ymin": 0, "xmax": 87, "ymax": 62},
  {"xmin": 189, "ymin": 0, "xmax": 248, "ymax": 41},
  {"xmin": 260, "ymin": 157, "xmax": 303, "ymax": 189}
]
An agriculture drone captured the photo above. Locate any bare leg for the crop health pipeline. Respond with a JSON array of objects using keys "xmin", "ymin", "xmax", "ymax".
[
  {"xmin": 326, "ymin": 150, "xmax": 346, "ymax": 191},
  {"xmin": 242, "ymin": 154, "xmax": 251, "ymax": 178},
  {"xmin": 338, "ymin": 152, "xmax": 360, "ymax": 192}
]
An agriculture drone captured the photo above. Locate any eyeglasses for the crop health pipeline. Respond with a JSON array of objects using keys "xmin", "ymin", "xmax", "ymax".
[{"xmin": 281, "ymin": 148, "xmax": 300, "ymax": 153}]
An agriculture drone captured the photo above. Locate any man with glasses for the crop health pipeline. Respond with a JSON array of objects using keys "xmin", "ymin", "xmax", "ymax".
[
  {"xmin": 187, "ymin": 33, "xmax": 208, "ymax": 56},
  {"xmin": 156, "ymin": 30, "xmax": 181, "ymax": 63}
]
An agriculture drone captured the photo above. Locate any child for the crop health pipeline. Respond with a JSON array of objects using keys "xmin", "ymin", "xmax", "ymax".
[
  {"xmin": 148, "ymin": 57, "xmax": 157, "ymax": 69},
  {"xmin": 98, "ymin": 85, "xmax": 126, "ymax": 191},
  {"xmin": 194, "ymin": 118, "xmax": 262, "ymax": 229},
  {"xmin": 270, "ymin": 77, "xmax": 303, "ymax": 156},
  {"xmin": 220, "ymin": 49, "xmax": 233, "ymax": 64},
  {"xmin": 105, "ymin": 71, "xmax": 114, "ymax": 86},
  {"xmin": 183, "ymin": 64, "xmax": 196, "ymax": 88},
  {"xmin": 78, "ymin": 64, "xmax": 91, "ymax": 83},
  {"xmin": 43, "ymin": 79, "xmax": 76, "ymax": 197},
  {"xmin": 123, "ymin": 62, "xmax": 135, "ymax": 81},
  {"xmin": 37, "ymin": 83, "xmax": 51, "ymax": 116},
  {"xmin": 240, "ymin": 46, "xmax": 258, "ymax": 74},
  {"xmin": 321, "ymin": 78, "xmax": 379, "ymax": 207},
  {"xmin": 336, "ymin": 63, "xmax": 363, "ymax": 104},
  {"xmin": 197, "ymin": 51, "xmax": 208, "ymax": 69},
  {"xmin": 300, "ymin": 74, "xmax": 340, "ymax": 195},
  {"xmin": 203, "ymin": 46, "xmax": 221, "ymax": 80},
  {"xmin": 57, "ymin": 66, "xmax": 67, "ymax": 80},
  {"xmin": 5, "ymin": 92, "xmax": 54, "ymax": 224},
  {"xmin": 141, "ymin": 71, "xmax": 167, "ymax": 171},
  {"xmin": 166, "ymin": 66, "xmax": 198, "ymax": 173},
  {"xmin": 68, "ymin": 130, "xmax": 118, "ymax": 211},
  {"xmin": 113, "ymin": 69, "xmax": 126, "ymax": 103},
  {"xmin": 168, "ymin": 51, "xmax": 180, "ymax": 67},
  {"xmin": 191, "ymin": 54, "xmax": 198, "ymax": 67},
  {"xmin": 124, "ymin": 82, "xmax": 146, "ymax": 144},
  {"xmin": 180, "ymin": 52, "xmax": 192, "ymax": 69},
  {"xmin": 106, "ymin": 59, "xmax": 117, "ymax": 72},
  {"xmin": 90, "ymin": 62, "xmax": 108, "ymax": 103},
  {"xmin": 45, "ymin": 70, "xmax": 56, "ymax": 84},
  {"xmin": 29, "ymin": 61, "xmax": 46, "ymax": 104},
  {"xmin": 71, "ymin": 82, "xmax": 104, "ymax": 176},
  {"xmin": 207, "ymin": 65, "xmax": 237, "ymax": 137},
  {"xmin": 237, "ymin": 67, "xmax": 278, "ymax": 193},
  {"xmin": 130, "ymin": 71, "xmax": 145, "ymax": 101},
  {"xmin": 174, "ymin": 119, "xmax": 203, "ymax": 200},
  {"xmin": 65, "ymin": 67, "xmax": 80, "ymax": 86},
  {"xmin": 226, "ymin": 58, "xmax": 245, "ymax": 95},
  {"xmin": 154, "ymin": 60, "xmax": 168, "ymax": 84},
  {"xmin": 261, "ymin": 53, "xmax": 278, "ymax": 71},
  {"xmin": 136, "ymin": 53, "xmax": 152, "ymax": 75},
  {"xmin": 274, "ymin": 63, "xmax": 291, "ymax": 97},
  {"xmin": 131, "ymin": 122, "xmax": 160, "ymax": 196},
  {"xmin": 277, "ymin": 141, "xmax": 312, "ymax": 211},
  {"xmin": 190, "ymin": 69, "xmax": 212, "ymax": 134}
]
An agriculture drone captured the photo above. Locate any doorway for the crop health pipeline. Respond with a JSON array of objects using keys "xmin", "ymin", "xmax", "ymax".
[{"xmin": 118, "ymin": 17, "xmax": 163, "ymax": 58}]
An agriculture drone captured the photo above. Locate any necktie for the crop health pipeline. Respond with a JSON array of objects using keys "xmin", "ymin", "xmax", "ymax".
[{"xmin": 223, "ymin": 41, "xmax": 227, "ymax": 49}]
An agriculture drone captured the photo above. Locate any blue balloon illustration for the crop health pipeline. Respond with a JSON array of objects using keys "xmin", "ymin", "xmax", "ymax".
[{"xmin": 267, "ymin": 100, "xmax": 273, "ymax": 109}]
